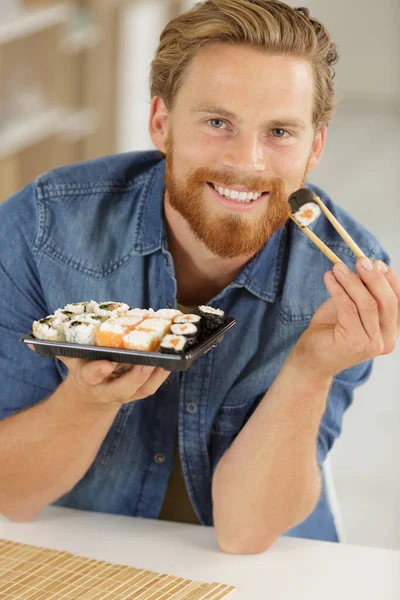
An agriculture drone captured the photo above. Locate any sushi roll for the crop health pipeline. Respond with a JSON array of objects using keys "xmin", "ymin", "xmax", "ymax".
[
  {"xmin": 154, "ymin": 308, "xmax": 183, "ymax": 322},
  {"xmin": 123, "ymin": 330, "xmax": 160, "ymax": 352},
  {"xmin": 288, "ymin": 188, "xmax": 321, "ymax": 228},
  {"xmin": 137, "ymin": 318, "xmax": 171, "ymax": 338},
  {"xmin": 91, "ymin": 301, "xmax": 130, "ymax": 318},
  {"xmin": 160, "ymin": 334, "xmax": 188, "ymax": 355},
  {"xmin": 63, "ymin": 301, "xmax": 93, "ymax": 315},
  {"xmin": 32, "ymin": 316, "xmax": 66, "ymax": 342},
  {"xmin": 173, "ymin": 314, "xmax": 201, "ymax": 326},
  {"xmin": 64, "ymin": 317, "xmax": 103, "ymax": 345},
  {"xmin": 195, "ymin": 305, "xmax": 225, "ymax": 332},
  {"xmin": 170, "ymin": 323, "xmax": 199, "ymax": 349},
  {"xmin": 94, "ymin": 317, "xmax": 142, "ymax": 349},
  {"xmin": 124, "ymin": 308, "xmax": 154, "ymax": 319}
]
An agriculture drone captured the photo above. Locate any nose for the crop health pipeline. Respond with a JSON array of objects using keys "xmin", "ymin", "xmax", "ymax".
[{"xmin": 222, "ymin": 132, "xmax": 266, "ymax": 173}]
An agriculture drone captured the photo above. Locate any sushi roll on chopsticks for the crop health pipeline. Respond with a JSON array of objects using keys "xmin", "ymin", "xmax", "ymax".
[
  {"xmin": 288, "ymin": 188, "xmax": 321, "ymax": 228},
  {"xmin": 288, "ymin": 188, "xmax": 367, "ymax": 265}
]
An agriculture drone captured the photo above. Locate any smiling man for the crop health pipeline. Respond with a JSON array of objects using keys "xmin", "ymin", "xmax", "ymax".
[{"xmin": 0, "ymin": 0, "xmax": 398, "ymax": 555}]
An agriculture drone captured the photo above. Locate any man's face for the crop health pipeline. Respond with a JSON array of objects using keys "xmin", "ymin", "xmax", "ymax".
[{"xmin": 154, "ymin": 44, "xmax": 325, "ymax": 259}]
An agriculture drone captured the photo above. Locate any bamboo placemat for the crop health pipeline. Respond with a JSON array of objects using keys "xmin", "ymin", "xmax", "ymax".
[{"xmin": 0, "ymin": 539, "xmax": 236, "ymax": 600}]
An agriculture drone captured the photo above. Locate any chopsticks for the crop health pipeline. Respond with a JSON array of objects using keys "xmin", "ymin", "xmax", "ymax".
[{"xmin": 289, "ymin": 193, "xmax": 367, "ymax": 265}]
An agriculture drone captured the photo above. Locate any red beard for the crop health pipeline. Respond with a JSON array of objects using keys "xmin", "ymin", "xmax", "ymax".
[{"xmin": 164, "ymin": 136, "xmax": 291, "ymax": 259}]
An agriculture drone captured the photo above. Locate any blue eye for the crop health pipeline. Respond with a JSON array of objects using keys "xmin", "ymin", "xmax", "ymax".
[
  {"xmin": 208, "ymin": 119, "xmax": 227, "ymax": 129},
  {"xmin": 271, "ymin": 128, "xmax": 289, "ymax": 138}
]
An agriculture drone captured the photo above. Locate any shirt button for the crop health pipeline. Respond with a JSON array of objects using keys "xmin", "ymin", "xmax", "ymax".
[
  {"xmin": 154, "ymin": 453, "xmax": 166, "ymax": 464},
  {"xmin": 186, "ymin": 403, "xmax": 198, "ymax": 414},
  {"xmin": 164, "ymin": 256, "xmax": 169, "ymax": 265}
]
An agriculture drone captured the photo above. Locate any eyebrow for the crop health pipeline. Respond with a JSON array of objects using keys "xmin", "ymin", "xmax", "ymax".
[{"xmin": 191, "ymin": 104, "xmax": 307, "ymax": 131}]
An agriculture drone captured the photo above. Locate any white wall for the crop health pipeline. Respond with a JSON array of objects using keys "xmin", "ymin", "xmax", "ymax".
[{"xmin": 294, "ymin": 0, "xmax": 400, "ymax": 103}]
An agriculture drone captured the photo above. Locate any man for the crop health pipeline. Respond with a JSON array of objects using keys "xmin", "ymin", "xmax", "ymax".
[{"xmin": 0, "ymin": 0, "xmax": 398, "ymax": 555}]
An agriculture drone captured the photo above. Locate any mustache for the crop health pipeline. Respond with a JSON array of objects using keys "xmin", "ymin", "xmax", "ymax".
[{"xmin": 189, "ymin": 168, "xmax": 285, "ymax": 195}]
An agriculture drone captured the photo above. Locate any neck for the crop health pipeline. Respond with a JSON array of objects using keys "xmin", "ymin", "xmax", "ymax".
[{"xmin": 164, "ymin": 195, "xmax": 252, "ymax": 306}]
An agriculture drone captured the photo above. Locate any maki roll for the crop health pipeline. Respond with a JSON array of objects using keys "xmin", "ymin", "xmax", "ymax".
[
  {"xmin": 170, "ymin": 323, "xmax": 199, "ymax": 349},
  {"xmin": 63, "ymin": 301, "xmax": 93, "ymax": 314},
  {"xmin": 288, "ymin": 188, "xmax": 321, "ymax": 228},
  {"xmin": 160, "ymin": 334, "xmax": 188, "ymax": 355},
  {"xmin": 195, "ymin": 305, "xmax": 225, "ymax": 332},
  {"xmin": 32, "ymin": 316, "xmax": 66, "ymax": 342},
  {"xmin": 91, "ymin": 301, "xmax": 130, "ymax": 317},
  {"xmin": 123, "ymin": 330, "xmax": 160, "ymax": 352},
  {"xmin": 64, "ymin": 315, "xmax": 104, "ymax": 345},
  {"xmin": 173, "ymin": 314, "xmax": 201, "ymax": 325}
]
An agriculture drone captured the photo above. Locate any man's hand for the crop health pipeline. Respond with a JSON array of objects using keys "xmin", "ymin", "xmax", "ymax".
[
  {"xmin": 28, "ymin": 345, "xmax": 170, "ymax": 406},
  {"xmin": 293, "ymin": 257, "xmax": 400, "ymax": 378}
]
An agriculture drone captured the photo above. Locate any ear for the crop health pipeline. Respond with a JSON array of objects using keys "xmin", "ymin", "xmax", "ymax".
[
  {"xmin": 149, "ymin": 96, "xmax": 170, "ymax": 153},
  {"xmin": 306, "ymin": 126, "xmax": 327, "ymax": 173}
]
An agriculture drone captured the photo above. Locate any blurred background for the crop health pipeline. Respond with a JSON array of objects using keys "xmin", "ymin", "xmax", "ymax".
[{"xmin": 0, "ymin": 0, "xmax": 399, "ymax": 550}]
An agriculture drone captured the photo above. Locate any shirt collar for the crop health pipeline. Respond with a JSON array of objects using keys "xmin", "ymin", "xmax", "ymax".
[{"xmin": 133, "ymin": 156, "xmax": 288, "ymax": 304}]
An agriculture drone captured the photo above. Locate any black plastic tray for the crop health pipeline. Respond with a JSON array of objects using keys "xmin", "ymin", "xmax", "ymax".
[{"xmin": 20, "ymin": 317, "xmax": 236, "ymax": 372}]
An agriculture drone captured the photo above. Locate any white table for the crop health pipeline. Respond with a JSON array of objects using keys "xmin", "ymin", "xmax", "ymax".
[{"xmin": 0, "ymin": 507, "xmax": 399, "ymax": 599}]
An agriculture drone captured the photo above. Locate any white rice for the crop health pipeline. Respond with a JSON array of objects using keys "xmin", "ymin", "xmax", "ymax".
[
  {"xmin": 32, "ymin": 317, "xmax": 66, "ymax": 342},
  {"xmin": 91, "ymin": 301, "xmax": 130, "ymax": 317},
  {"xmin": 138, "ymin": 318, "xmax": 171, "ymax": 337},
  {"xmin": 171, "ymin": 323, "xmax": 197, "ymax": 336},
  {"xmin": 123, "ymin": 330, "xmax": 160, "ymax": 351},
  {"xmin": 294, "ymin": 202, "xmax": 321, "ymax": 227},
  {"xmin": 112, "ymin": 316, "xmax": 143, "ymax": 328},
  {"xmin": 174, "ymin": 314, "xmax": 201, "ymax": 325},
  {"xmin": 63, "ymin": 301, "xmax": 92, "ymax": 314},
  {"xmin": 160, "ymin": 334, "xmax": 187, "ymax": 353},
  {"xmin": 154, "ymin": 309, "xmax": 183, "ymax": 321},
  {"xmin": 198, "ymin": 305, "xmax": 224, "ymax": 317},
  {"xmin": 124, "ymin": 308, "xmax": 154, "ymax": 319},
  {"xmin": 64, "ymin": 319, "xmax": 101, "ymax": 345}
]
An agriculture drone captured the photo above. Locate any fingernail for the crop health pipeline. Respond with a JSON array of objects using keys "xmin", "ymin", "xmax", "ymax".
[
  {"xmin": 376, "ymin": 260, "xmax": 389, "ymax": 274},
  {"xmin": 335, "ymin": 262, "xmax": 349, "ymax": 275},
  {"xmin": 360, "ymin": 257, "xmax": 373, "ymax": 271}
]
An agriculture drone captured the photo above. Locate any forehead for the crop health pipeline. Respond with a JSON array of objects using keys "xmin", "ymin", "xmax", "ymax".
[{"xmin": 175, "ymin": 43, "xmax": 315, "ymax": 122}]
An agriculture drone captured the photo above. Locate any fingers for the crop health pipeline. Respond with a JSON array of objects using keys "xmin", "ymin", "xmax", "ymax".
[
  {"xmin": 327, "ymin": 257, "xmax": 398, "ymax": 356},
  {"xmin": 356, "ymin": 258, "xmax": 398, "ymax": 353},
  {"xmin": 324, "ymin": 270, "xmax": 372, "ymax": 348},
  {"xmin": 101, "ymin": 364, "xmax": 171, "ymax": 403},
  {"xmin": 59, "ymin": 356, "xmax": 116, "ymax": 386},
  {"xmin": 374, "ymin": 260, "xmax": 400, "ymax": 336}
]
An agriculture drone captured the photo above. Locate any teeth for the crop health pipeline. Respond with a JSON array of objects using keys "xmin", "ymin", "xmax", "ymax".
[{"xmin": 212, "ymin": 184, "xmax": 262, "ymax": 203}]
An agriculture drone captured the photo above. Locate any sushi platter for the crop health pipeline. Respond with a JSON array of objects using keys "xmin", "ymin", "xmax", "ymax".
[{"xmin": 21, "ymin": 301, "xmax": 236, "ymax": 372}]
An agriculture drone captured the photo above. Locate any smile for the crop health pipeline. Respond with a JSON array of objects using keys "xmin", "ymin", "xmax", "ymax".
[{"xmin": 208, "ymin": 182, "xmax": 267, "ymax": 203}]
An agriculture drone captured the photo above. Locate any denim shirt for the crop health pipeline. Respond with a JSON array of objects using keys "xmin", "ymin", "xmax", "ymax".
[{"xmin": 0, "ymin": 150, "xmax": 389, "ymax": 542}]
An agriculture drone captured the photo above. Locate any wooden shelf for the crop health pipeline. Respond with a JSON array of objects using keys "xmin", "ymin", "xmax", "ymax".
[
  {"xmin": 0, "ymin": 2, "xmax": 73, "ymax": 46},
  {"xmin": 60, "ymin": 24, "xmax": 100, "ymax": 54},
  {"xmin": 0, "ymin": 107, "xmax": 98, "ymax": 159}
]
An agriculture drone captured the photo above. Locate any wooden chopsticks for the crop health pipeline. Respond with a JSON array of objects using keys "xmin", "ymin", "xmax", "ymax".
[{"xmin": 289, "ymin": 193, "xmax": 367, "ymax": 265}]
